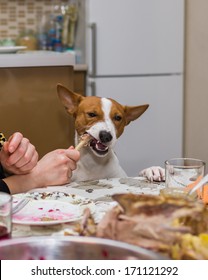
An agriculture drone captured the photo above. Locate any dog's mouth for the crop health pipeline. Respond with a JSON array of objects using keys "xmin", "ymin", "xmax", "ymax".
[{"xmin": 89, "ymin": 136, "xmax": 109, "ymax": 156}]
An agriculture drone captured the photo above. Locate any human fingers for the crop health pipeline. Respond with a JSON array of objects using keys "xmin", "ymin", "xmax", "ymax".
[
  {"xmin": 66, "ymin": 147, "xmax": 80, "ymax": 162},
  {"xmin": 7, "ymin": 132, "xmax": 23, "ymax": 154},
  {"xmin": 55, "ymin": 149, "xmax": 77, "ymax": 180},
  {"xmin": 13, "ymin": 148, "xmax": 39, "ymax": 173},
  {"xmin": 68, "ymin": 158, "xmax": 77, "ymax": 172},
  {"xmin": 10, "ymin": 141, "xmax": 38, "ymax": 169},
  {"xmin": 6, "ymin": 137, "xmax": 30, "ymax": 166},
  {"xmin": 56, "ymin": 150, "xmax": 77, "ymax": 177}
]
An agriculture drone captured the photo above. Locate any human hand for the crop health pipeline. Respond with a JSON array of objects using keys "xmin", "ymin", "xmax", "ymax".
[
  {"xmin": 0, "ymin": 132, "xmax": 38, "ymax": 175},
  {"xmin": 31, "ymin": 147, "xmax": 80, "ymax": 187}
]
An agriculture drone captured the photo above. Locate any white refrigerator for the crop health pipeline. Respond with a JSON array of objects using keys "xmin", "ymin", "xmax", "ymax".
[{"xmin": 85, "ymin": 0, "xmax": 184, "ymax": 176}]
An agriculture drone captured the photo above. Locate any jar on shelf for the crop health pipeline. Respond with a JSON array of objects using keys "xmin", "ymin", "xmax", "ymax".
[{"xmin": 16, "ymin": 30, "xmax": 37, "ymax": 50}]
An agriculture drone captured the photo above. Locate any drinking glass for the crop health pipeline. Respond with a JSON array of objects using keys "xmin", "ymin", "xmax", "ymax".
[
  {"xmin": 165, "ymin": 158, "xmax": 205, "ymax": 191},
  {"xmin": 0, "ymin": 192, "xmax": 12, "ymax": 240}
]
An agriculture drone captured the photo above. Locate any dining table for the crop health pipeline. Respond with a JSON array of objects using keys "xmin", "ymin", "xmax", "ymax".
[{"xmin": 11, "ymin": 177, "xmax": 165, "ymax": 238}]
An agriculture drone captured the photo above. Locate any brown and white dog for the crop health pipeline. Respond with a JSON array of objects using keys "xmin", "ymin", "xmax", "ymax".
[{"xmin": 57, "ymin": 84, "xmax": 165, "ymax": 182}]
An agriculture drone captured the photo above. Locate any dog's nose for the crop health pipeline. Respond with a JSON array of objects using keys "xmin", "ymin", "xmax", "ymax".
[{"xmin": 99, "ymin": 131, "xmax": 113, "ymax": 143}]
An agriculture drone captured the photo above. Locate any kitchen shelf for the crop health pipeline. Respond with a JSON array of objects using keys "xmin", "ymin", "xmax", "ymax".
[{"xmin": 0, "ymin": 51, "xmax": 75, "ymax": 68}]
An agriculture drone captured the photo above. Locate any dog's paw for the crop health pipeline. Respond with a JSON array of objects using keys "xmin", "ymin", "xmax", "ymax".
[{"xmin": 139, "ymin": 166, "xmax": 165, "ymax": 182}]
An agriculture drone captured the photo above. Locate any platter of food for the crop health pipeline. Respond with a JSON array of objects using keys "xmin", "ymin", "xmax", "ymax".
[
  {"xmin": 53, "ymin": 192, "xmax": 208, "ymax": 259},
  {"xmin": 95, "ymin": 193, "xmax": 208, "ymax": 259}
]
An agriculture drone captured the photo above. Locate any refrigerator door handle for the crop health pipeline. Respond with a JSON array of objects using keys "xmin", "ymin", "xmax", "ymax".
[
  {"xmin": 89, "ymin": 23, "xmax": 97, "ymax": 77},
  {"xmin": 89, "ymin": 80, "xmax": 96, "ymax": 96}
]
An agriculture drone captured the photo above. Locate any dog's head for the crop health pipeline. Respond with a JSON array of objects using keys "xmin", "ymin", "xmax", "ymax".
[{"xmin": 57, "ymin": 84, "xmax": 149, "ymax": 157}]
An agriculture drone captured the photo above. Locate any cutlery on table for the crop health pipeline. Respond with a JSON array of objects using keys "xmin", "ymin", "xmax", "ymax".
[{"xmin": 12, "ymin": 198, "xmax": 30, "ymax": 214}]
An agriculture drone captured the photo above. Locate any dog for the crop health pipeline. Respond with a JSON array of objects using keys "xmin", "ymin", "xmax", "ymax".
[
  {"xmin": 57, "ymin": 84, "xmax": 165, "ymax": 182},
  {"xmin": 139, "ymin": 166, "xmax": 165, "ymax": 182}
]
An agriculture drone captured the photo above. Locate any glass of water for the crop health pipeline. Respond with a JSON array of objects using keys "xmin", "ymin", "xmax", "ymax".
[{"xmin": 165, "ymin": 158, "xmax": 205, "ymax": 191}]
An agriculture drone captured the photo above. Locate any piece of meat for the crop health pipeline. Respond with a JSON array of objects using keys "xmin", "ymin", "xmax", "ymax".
[
  {"xmin": 96, "ymin": 193, "xmax": 208, "ymax": 258},
  {"xmin": 75, "ymin": 208, "xmax": 97, "ymax": 236}
]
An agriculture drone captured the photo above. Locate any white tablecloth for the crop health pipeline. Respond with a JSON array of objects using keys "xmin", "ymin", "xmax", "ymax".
[{"xmin": 12, "ymin": 177, "xmax": 165, "ymax": 238}]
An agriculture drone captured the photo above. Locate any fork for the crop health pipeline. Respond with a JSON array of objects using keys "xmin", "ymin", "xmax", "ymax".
[{"xmin": 12, "ymin": 198, "xmax": 30, "ymax": 214}]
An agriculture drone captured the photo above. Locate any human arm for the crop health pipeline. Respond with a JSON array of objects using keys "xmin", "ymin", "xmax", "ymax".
[
  {"xmin": 0, "ymin": 132, "xmax": 38, "ymax": 175},
  {"xmin": 2, "ymin": 147, "xmax": 80, "ymax": 195}
]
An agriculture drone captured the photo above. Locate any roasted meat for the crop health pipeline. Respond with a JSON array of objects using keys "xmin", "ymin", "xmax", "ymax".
[{"xmin": 96, "ymin": 193, "xmax": 208, "ymax": 259}]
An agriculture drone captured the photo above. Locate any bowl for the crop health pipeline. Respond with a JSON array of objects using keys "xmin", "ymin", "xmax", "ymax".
[{"xmin": 0, "ymin": 236, "xmax": 166, "ymax": 260}]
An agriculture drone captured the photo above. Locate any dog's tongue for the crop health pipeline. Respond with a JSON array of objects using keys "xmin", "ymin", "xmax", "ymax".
[
  {"xmin": 96, "ymin": 141, "xmax": 107, "ymax": 151},
  {"xmin": 90, "ymin": 138, "xmax": 107, "ymax": 151}
]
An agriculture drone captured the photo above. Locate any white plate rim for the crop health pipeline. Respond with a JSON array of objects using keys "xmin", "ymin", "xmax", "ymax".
[
  {"xmin": 12, "ymin": 199, "xmax": 82, "ymax": 226},
  {"xmin": 12, "ymin": 192, "xmax": 95, "ymax": 226},
  {"xmin": 0, "ymin": 46, "xmax": 27, "ymax": 53}
]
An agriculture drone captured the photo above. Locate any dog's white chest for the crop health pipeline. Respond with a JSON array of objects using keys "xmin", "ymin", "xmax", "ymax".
[{"xmin": 71, "ymin": 149, "xmax": 127, "ymax": 182}]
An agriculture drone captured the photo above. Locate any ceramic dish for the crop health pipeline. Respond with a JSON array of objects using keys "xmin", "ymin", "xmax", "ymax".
[
  {"xmin": 0, "ymin": 46, "xmax": 26, "ymax": 54},
  {"xmin": 12, "ymin": 191, "xmax": 95, "ymax": 225}
]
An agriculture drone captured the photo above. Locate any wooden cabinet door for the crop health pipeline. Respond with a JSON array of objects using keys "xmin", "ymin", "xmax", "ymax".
[{"xmin": 0, "ymin": 66, "xmax": 75, "ymax": 157}]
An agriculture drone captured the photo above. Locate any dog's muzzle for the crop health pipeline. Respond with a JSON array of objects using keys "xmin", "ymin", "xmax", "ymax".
[{"xmin": 88, "ymin": 130, "xmax": 112, "ymax": 156}]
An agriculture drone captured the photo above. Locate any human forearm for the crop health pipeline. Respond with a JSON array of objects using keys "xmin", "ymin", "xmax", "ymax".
[
  {"xmin": 2, "ymin": 148, "xmax": 80, "ymax": 195},
  {"xmin": 2, "ymin": 159, "xmax": 69, "ymax": 195},
  {"xmin": 2, "ymin": 172, "xmax": 40, "ymax": 195}
]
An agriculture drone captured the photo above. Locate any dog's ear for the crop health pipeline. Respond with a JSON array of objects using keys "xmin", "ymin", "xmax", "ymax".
[
  {"xmin": 124, "ymin": 104, "xmax": 149, "ymax": 125},
  {"xmin": 57, "ymin": 84, "xmax": 84, "ymax": 115}
]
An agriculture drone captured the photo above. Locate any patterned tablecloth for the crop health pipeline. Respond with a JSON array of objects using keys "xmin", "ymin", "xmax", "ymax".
[{"xmin": 12, "ymin": 177, "xmax": 165, "ymax": 238}]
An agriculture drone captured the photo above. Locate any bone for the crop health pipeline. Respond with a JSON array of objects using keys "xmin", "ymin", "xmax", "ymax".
[{"xmin": 75, "ymin": 134, "xmax": 92, "ymax": 151}]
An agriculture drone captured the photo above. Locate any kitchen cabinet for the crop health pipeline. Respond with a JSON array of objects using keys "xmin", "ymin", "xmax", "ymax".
[
  {"xmin": 85, "ymin": 0, "xmax": 184, "ymax": 176},
  {"xmin": 74, "ymin": 65, "xmax": 87, "ymax": 96},
  {"xmin": 0, "ymin": 52, "xmax": 75, "ymax": 158}
]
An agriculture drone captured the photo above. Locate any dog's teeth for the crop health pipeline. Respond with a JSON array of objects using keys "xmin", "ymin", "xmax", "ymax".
[{"xmin": 95, "ymin": 143, "xmax": 108, "ymax": 151}]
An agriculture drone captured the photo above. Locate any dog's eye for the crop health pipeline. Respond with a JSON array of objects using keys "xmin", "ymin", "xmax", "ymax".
[
  {"xmin": 114, "ymin": 115, "xmax": 122, "ymax": 121},
  {"xmin": 87, "ymin": 112, "xmax": 97, "ymax": 118}
]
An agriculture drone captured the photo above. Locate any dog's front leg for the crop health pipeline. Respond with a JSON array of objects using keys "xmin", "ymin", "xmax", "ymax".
[{"xmin": 139, "ymin": 166, "xmax": 165, "ymax": 182}]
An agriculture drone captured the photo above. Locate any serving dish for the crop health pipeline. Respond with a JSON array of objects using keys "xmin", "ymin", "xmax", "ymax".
[{"xmin": 0, "ymin": 236, "xmax": 166, "ymax": 260}]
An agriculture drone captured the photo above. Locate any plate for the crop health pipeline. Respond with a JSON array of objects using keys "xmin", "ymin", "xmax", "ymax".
[
  {"xmin": 12, "ymin": 200, "xmax": 82, "ymax": 225},
  {"xmin": 12, "ymin": 191, "xmax": 95, "ymax": 225},
  {"xmin": 0, "ymin": 46, "xmax": 27, "ymax": 54}
]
